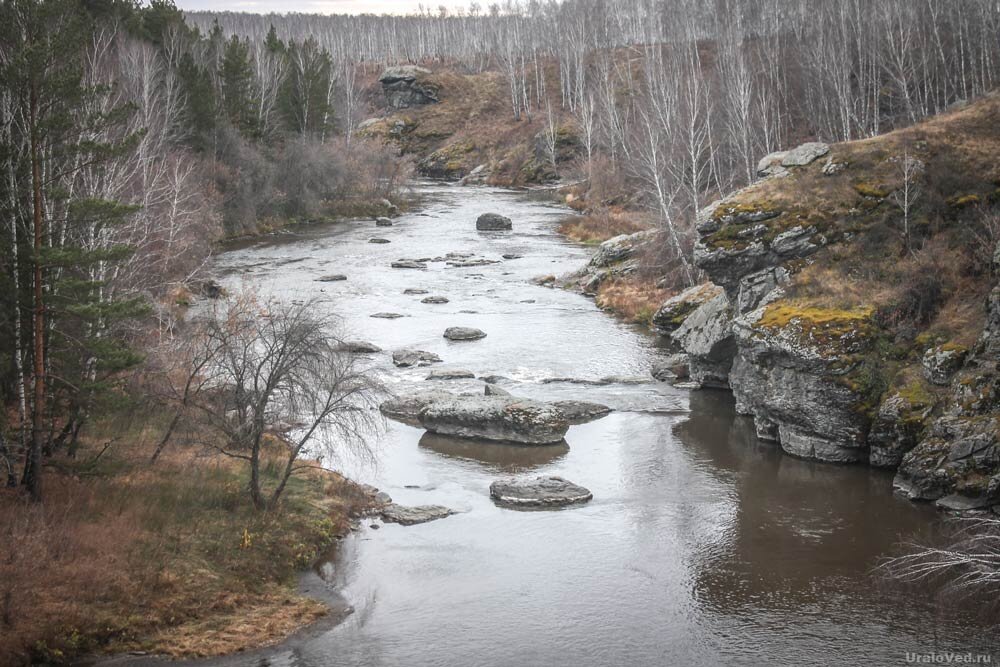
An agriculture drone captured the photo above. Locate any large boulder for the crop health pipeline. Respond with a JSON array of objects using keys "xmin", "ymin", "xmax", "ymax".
[
  {"xmin": 670, "ymin": 291, "xmax": 736, "ymax": 388},
  {"xmin": 652, "ymin": 282, "xmax": 723, "ymax": 336},
  {"xmin": 379, "ymin": 66, "xmax": 439, "ymax": 109},
  {"xmin": 476, "ymin": 213, "xmax": 512, "ymax": 231},
  {"xmin": 729, "ymin": 300, "xmax": 877, "ymax": 463},
  {"xmin": 379, "ymin": 389, "xmax": 455, "ymax": 425},
  {"xmin": 335, "ymin": 340, "xmax": 381, "ymax": 354},
  {"xmin": 489, "ymin": 476, "xmax": 593, "ymax": 507},
  {"xmin": 444, "ymin": 327, "xmax": 486, "ymax": 341},
  {"xmin": 419, "ymin": 395, "xmax": 569, "ymax": 444}
]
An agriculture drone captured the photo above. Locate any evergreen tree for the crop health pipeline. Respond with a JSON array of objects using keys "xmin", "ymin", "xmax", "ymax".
[
  {"xmin": 281, "ymin": 38, "xmax": 333, "ymax": 136},
  {"xmin": 221, "ymin": 35, "xmax": 257, "ymax": 137},
  {"xmin": 0, "ymin": 0, "xmax": 145, "ymax": 500}
]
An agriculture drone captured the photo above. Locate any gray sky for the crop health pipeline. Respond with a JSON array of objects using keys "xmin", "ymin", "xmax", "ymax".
[{"xmin": 175, "ymin": 0, "xmax": 471, "ymax": 15}]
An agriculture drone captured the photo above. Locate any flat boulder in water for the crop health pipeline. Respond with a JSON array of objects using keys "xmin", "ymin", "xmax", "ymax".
[
  {"xmin": 392, "ymin": 260, "xmax": 426, "ymax": 269},
  {"xmin": 369, "ymin": 238, "xmax": 391, "ymax": 244},
  {"xmin": 419, "ymin": 395, "xmax": 568, "ymax": 444},
  {"xmin": 335, "ymin": 340, "xmax": 382, "ymax": 354},
  {"xmin": 371, "ymin": 312, "xmax": 406, "ymax": 319},
  {"xmin": 476, "ymin": 213, "xmax": 512, "ymax": 231},
  {"xmin": 316, "ymin": 274, "xmax": 347, "ymax": 282},
  {"xmin": 550, "ymin": 400, "xmax": 612, "ymax": 425},
  {"xmin": 426, "ymin": 369, "xmax": 475, "ymax": 380},
  {"xmin": 380, "ymin": 503, "xmax": 455, "ymax": 526},
  {"xmin": 392, "ymin": 349, "xmax": 443, "ymax": 367},
  {"xmin": 379, "ymin": 389, "xmax": 454, "ymax": 425},
  {"xmin": 490, "ymin": 476, "xmax": 593, "ymax": 508},
  {"xmin": 444, "ymin": 326, "xmax": 486, "ymax": 341},
  {"xmin": 422, "ymin": 296, "xmax": 450, "ymax": 304},
  {"xmin": 375, "ymin": 217, "xmax": 394, "ymax": 227}
]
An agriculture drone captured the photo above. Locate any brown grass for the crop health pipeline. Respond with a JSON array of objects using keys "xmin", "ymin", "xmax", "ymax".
[
  {"xmin": 0, "ymin": 426, "xmax": 371, "ymax": 665},
  {"xmin": 559, "ymin": 207, "xmax": 651, "ymax": 244},
  {"xmin": 595, "ymin": 276, "xmax": 671, "ymax": 324}
]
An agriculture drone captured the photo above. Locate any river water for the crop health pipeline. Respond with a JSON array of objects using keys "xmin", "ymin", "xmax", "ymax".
[{"xmin": 198, "ymin": 183, "xmax": 995, "ymax": 666}]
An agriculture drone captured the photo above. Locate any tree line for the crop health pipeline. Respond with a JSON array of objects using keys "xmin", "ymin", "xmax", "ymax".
[{"xmin": 200, "ymin": 0, "xmax": 1000, "ymax": 283}]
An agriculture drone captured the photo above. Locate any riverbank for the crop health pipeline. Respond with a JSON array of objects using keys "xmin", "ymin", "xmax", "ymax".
[{"xmin": 0, "ymin": 415, "xmax": 376, "ymax": 665}]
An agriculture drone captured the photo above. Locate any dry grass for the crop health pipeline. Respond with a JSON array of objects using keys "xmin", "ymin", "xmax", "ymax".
[
  {"xmin": 0, "ymin": 426, "xmax": 371, "ymax": 665},
  {"xmin": 559, "ymin": 207, "xmax": 651, "ymax": 244},
  {"xmin": 595, "ymin": 276, "xmax": 671, "ymax": 324}
]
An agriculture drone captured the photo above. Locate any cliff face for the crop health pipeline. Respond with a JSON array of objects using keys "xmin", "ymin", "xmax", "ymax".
[{"xmin": 660, "ymin": 94, "xmax": 1000, "ymax": 510}]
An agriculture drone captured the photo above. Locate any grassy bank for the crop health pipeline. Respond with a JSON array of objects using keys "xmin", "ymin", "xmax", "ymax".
[{"xmin": 0, "ymin": 418, "xmax": 373, "ymax": 665}]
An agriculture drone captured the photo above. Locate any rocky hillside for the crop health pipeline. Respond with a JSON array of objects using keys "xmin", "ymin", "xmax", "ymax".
[
  {"xmin": 359, "ymin": 65, "xmax": 580, "ymax": 185},
  {"xmin": 652, "ymin": 94, "xmax": 1000, "ymax": 511}
]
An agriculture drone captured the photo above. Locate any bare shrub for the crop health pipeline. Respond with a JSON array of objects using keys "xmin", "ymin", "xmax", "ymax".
[{"xmin": 878, "ymin": 515, "xmax": 1000, "ymax": 609}]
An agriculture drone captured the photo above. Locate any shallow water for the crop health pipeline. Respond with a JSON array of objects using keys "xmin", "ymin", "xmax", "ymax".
[{"xmin": 190, "ymin": 183, "xmax": 996, "ymax": 666}]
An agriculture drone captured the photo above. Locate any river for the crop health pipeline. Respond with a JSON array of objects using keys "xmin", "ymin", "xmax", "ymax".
[{"xmin": 194, "ymin": 183, "xmax": 994, "ymax": 666}]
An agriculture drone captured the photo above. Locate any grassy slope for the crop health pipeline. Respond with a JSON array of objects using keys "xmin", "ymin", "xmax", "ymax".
[
  {"xmin": 0, "ymin": 417, "xmax": 373, "ymax": 665},
  {"xmin": 703, "ymin": 93, "xmax": 1000, "ymax": 409}
]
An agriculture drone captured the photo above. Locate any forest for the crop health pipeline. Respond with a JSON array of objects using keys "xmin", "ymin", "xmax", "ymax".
[{"xmin": 2, "ymin": 0, "xmax": 1000, "ymax": 664}]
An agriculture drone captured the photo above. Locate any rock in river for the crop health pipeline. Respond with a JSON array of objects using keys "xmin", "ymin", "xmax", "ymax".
[
  {"xmin": 426, "ymin": 369, "xmax": 475, "ymax": 380},
  {"xmin": 476, "ymin": 213, "xmax": 512, "ymax": 231},
  {"xmin": 380, "ymin": 503, "xmax": 454, "ymax": 526},
  {"xmin": 379, "ymin": 389, "xmax": 454, "ymax": 425},
  {"xmin": 392, "ymin": 349, "xmax": 443, "ymax": 367},
  {"xmin": 371, "ymin": 312, "xmax": 406, "ymax": 319},
  {"xmin": 316, "ymin": 274, "xmax": 347, "ymax": 282},
  {"xmin": 392, "ymin": 260, "xmax": 427, "ymax": 269},
  {"xmin": 335, "ymin": 340, "xmax": 382, "ymax": 354},
  {"xmin": 550, "ymin": 400, "xmax": 612, "ymax": 425},
  {"xmin": 420, "ymin": 395, "xmax": 568, "ymax": 444},
  {"xmin": 422, "ymin": 296, "xmax": 450, "ymax": 304},
  {"xmin": 369, "ymin": 238, "xmax": 391, "ymax": 244},
  {"xmin": 444, "ymin": 326, "xmax": 487, "ymax": 341},
  {"xmin": 490, "ymin": 476, "xmax": 593, "ymax": 508},
  {"xmin": 375, "ymin": 217, "xmax": 393, "ymax": 227}
]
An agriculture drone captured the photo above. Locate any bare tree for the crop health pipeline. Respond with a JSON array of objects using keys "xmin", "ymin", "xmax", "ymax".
[
  {"xmin": 176, "ymin": 292, "xmax": 386, "ymax": 510},
  {"xmin": 890, "ymin": 148, "xmax": 924, "ymax": 252}
]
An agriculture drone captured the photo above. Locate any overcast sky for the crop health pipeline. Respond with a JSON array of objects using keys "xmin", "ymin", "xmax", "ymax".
[{"xmin": 175, "ymin": 0, "xmax": 471, "ymax": 15}]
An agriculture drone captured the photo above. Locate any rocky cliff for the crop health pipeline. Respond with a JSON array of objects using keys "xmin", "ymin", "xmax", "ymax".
[{"xmin": 655, "ymin": 94, "xmax": 1000, "ymax": 511}]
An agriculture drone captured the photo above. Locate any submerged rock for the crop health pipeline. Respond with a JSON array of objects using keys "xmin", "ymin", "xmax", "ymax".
[
  {"xmin": 404, "ymin": 288, "xmax": 429, "ymax": 295},
  {"xmin": 490, "ymin": 476, "xmax": 593, "ymax": 508},
  {"xmin": 380, "ymin": 503, "xmax": 454, "ymax": 526},
  {"xmin": 316, "ymin": 274, "xmax": 347, "ymax": 282},
  {"xmin": 391, "ymin": 260, "xmax": 427, "ymax": 269},
  {"xmin": 419, "ymin": 395, "xmax": 569, "ymax": 444},
  {"xmin": 422, "ymin": 296, "xmax": 450, "ymax": 304},
  {"xmin": 371, "ymin": 312, "xmax": 406, "ymax": 319},
  {"xmin": 476, "ymin": 213, "xmax": 512, "ymax": 230},
  {"xmin": 444, "ymin": 326, "xmax": 487, "ymax": 341},
  {"xmin": 369, "ymin": 238, "xmax": 391, "ymax": 244},
  {"xmin": 392, "ymin": 349, "xmax": 442, "ymax": 367}
]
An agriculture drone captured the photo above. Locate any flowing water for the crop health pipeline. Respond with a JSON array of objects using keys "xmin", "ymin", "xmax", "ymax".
[{"xmin": 185, "ymin": 183, "xmax": 995, "ymax": 666}]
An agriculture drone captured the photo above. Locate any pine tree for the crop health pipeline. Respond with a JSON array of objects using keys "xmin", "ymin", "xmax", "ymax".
[
  {"xmin": 0, "ymin": 0, "xmax": 145, "ymax": 500},
  {"xmin": 280, "ymin": 38, "xmax": 333, "ymax": 136},
  {"xmin": 221, "ymin": 35, "xmax": 257, "ymax": 137}
]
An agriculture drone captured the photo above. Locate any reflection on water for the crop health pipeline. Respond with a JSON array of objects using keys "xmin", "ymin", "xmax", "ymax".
[
  {"xmin": 150, "ymin": 183, "xmax": 998, "ymax": 667},
  {"xmin": 418, "ymin": 431, "xmax": 569, "ymax": 471}
]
